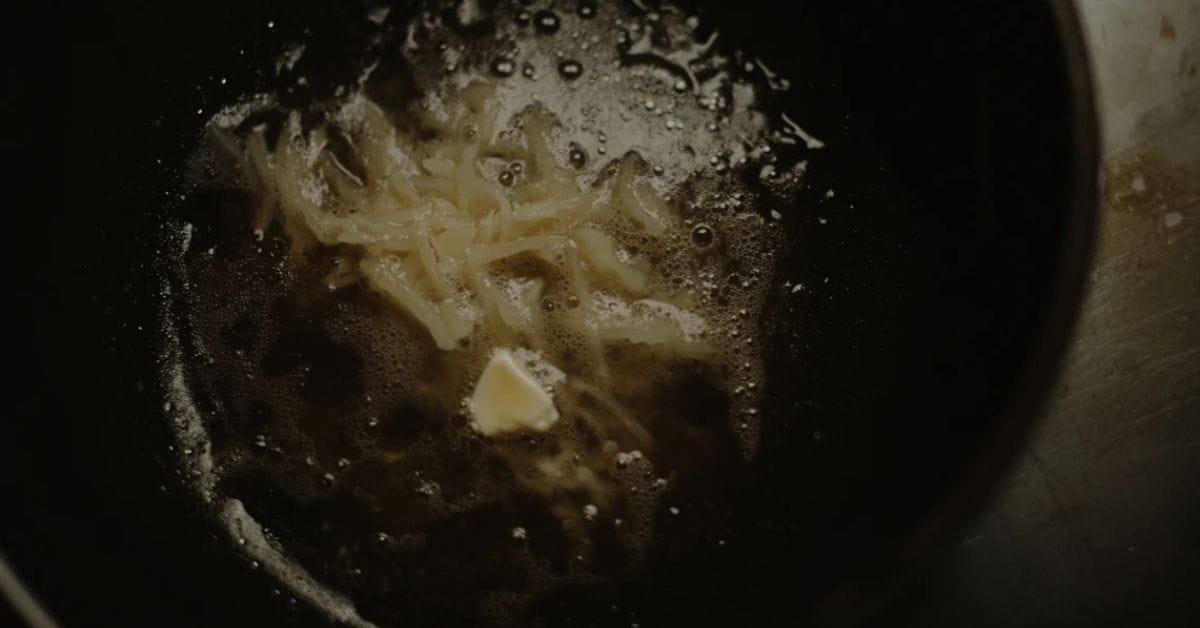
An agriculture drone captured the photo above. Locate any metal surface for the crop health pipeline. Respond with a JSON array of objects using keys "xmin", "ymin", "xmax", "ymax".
[
  {"xmin": 0, "ymin": 553, "xmax": 58, "ymax": 628},
  {"xmin": 892, "ymin": 1, "xmax": 1200, "ymax": 626}
]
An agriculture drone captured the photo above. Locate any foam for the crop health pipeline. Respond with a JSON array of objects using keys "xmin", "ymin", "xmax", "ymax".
[
  {"xmin": 160, "ymin": 0, "xmax": 820, "ymax": 623},
  {"xmin": 222, "ymin": 499, "xmax": 375, "ymax": 627}
]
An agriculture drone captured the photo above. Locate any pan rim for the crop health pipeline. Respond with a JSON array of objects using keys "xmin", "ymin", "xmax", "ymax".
[
  {"xmin": 809, "ymin": 0, "xmax": 1101, "ymax": 624},
  {"xmin": 0, "ymin": 551, "xmax": 59, "ymax": 628}
]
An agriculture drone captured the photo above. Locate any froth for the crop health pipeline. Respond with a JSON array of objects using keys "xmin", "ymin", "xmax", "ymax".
[{"xmin": 160, "ymin": 0, "xmax": 818, "ymax": 624}]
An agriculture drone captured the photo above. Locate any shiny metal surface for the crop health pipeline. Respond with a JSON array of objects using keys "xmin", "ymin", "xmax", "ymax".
[
  {"xmin": 0, "ymin": 553, "xmax": 57, "ymax": 628},
  {"xmin": 894, "ymin": 2, "xmax": 1200, "ymax": 626}
]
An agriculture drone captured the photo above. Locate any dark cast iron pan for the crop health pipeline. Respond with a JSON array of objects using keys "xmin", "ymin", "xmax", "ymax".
[{"xmin": 3, "ymin": 0, "xmax": 1096, "ymax": 625}]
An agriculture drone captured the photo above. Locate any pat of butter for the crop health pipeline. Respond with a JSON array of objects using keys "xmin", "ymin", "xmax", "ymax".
[{"xmin": 469, "ymin": 350, "xmax": 560, "ymax": 435}]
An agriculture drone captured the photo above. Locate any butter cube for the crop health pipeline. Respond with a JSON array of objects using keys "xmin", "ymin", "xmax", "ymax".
[{"xmin": 469, "ymin": 350, "xmax": 560, "ymax": 435}]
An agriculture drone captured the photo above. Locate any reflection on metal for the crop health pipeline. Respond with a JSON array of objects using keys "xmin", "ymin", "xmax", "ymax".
[
  {"xmin": 899, "ymin": 1, "xmax": 1200, "ymax": 625},
  {"xmin": 0, "ymin": 552, "xmax": 59, "ymax": 628}
]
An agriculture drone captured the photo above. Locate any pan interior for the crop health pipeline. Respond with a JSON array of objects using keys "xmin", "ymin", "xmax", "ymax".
[{"xmin": 3, "ymin": 1, "xmax": 1080, "ymax": 626}]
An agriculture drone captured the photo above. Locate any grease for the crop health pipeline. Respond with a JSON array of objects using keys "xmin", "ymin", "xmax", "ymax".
[{"xmin": 163, "ymin": 0, "xmax": 818, "ymax": 624}]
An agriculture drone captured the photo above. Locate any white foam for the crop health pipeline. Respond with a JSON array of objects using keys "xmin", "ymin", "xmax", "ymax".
[
  {"xmin": 160, "ymin": 276, "xmax": 374, "ymax": 626},
  {"xmin": 222, "ymin": 499, "xmax": 376, "ymax": 627},
  {"xmin": 208, "ymin": 94, "xmax": 277, "ymax": 129}
]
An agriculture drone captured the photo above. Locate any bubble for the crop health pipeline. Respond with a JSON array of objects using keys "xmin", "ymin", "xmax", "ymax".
[
  {"xmin": 577, "ymin": 2, "xmax": 597, "ymax": 19},
  {"xmin": 175, "ymin": 2, "xmax": 800, "ymax": 617},
  {"xmin": 521, "ymin": 62, "xmax": 537, "ymax": 79},
  {"xmin": 490, "ymin": 58, "xmax": 515, "ymax": 78},
  {"xmin": 533, "ymin": 10, "xmax": 561, "ymax": 34},
  {"xmin": 616, "ymin": 450, "xmax": 643, "ymax": 467},
  {"xmin": 691, "ymin": 224, "xmax": 714, "ymax": 247},
  {"xmin": 568, "ymin": 144, "xmax": 587, "ymax": 169},
  {"xmin": 558, "ymin": 60, "xmax": 584, "ymax": 81},
  {"xmin": 515, "ymin": 10, "xmax": 532, "ymax": 26}
]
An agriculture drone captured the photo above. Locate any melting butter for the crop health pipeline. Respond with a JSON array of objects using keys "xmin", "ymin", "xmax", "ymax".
[{"xmin": 469, "ymin": 349, "xmax": 560, "ymax": 435}]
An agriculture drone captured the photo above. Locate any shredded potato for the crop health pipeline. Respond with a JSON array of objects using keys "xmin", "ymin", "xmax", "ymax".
[{"xmin": 221, "ymin": 80, "xmax": 702, "ymax": 355}]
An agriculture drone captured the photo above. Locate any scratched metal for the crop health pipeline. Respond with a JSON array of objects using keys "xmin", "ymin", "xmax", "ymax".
[{"xmin": 885, "ymin": 2, "xmax": 1200, "ymax": 626}]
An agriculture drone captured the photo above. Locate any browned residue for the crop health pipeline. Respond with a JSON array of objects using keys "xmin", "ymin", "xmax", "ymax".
[
  {"xmin": 1159, "ymin": 15, "xmax": 1177, "ymax": 40},
  {"xmin": 1103, "ymin": 150, "xmax": 1184, "ymax": 216}
]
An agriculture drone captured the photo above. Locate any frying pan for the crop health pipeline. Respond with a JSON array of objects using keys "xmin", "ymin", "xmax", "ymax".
[{"xmin": 4, "ymin": 0, "xmax": 1096, "ymax": 625}]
